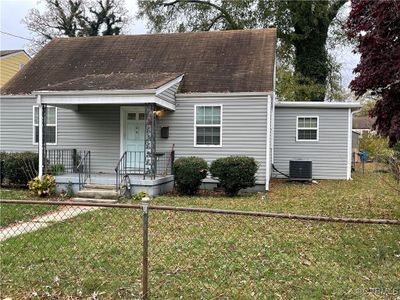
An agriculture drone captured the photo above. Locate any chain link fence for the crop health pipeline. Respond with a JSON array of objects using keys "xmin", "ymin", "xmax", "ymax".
[{"xmin": 1, "ymin": 200, "xmax": 399, "ymax": 299}]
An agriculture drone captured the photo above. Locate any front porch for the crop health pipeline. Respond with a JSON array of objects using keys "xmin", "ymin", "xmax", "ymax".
[
  {"xmin": 45, "ymin": 148, "xmax": 175, "ymax": 196},
  {"xmin": 55, "ymin": 172, "xmax": 174, "ymax": 196}
]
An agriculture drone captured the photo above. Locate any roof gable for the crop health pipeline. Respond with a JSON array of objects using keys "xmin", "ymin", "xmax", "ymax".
[{"xmin": 1, "ymin": 29, "xmax": 276, "ymax": 95}]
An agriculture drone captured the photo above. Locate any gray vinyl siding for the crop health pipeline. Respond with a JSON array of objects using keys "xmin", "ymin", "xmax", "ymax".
[
  {"xmin": 1, "ymin": 97, "xmax": 37, "ymax": 152},
  {"xmin": 273, "ymin": 107, "xmax": 350, "ymax": 179},
  {"xmin": 1, "ymin": 97, "xmax": 121, "ymax": 173},
  {"xmin": 157, "ymin": 94, "xmax": 270, "ymax": 184},
  {"xmin": 1, "ymin": 94, "xmax": 271, "ymax": 182},
  {"xmin": 156, "ymin": 82, "xmax": 180, "ymax": 105}
]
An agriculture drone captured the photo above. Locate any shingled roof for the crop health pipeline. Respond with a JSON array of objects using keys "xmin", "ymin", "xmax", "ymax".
[{"xmin": 1, "ymin": 29, "xmax": 276, "ymax": 95}]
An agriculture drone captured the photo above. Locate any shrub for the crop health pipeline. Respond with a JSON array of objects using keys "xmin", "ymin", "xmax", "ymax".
[
  {"xmin": 50, "ymin": 163, "xmax": 65, "ymax": 175},
  {"xmin": 28, "ymin": 175, "xmax": 56, "ymax": 196},
  {"xmin": 173, "ymin": 156, "xmax": 208, "ymax": 195},
  {"xmin": 360, "ymin": 133, "xmax": 393, "ymax": 159},
  {"xmin": 2, "ymin": 152, "xmax": 39, "ymax": 185},
  {"xmin": 210, "ymin": 156, "xmax": 258, "ymax": 197},
  {"xmin": 66, "ymin": 181, "xmax": 75, "ymax": 198},
  {"xmin": 132, "ymin": 191, "xmax": 149, "ymax": 201}
]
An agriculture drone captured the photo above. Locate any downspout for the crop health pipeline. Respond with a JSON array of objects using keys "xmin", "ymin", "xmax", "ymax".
[
  {"xmin": 37, "ymin": 94, "xmax": 43, "ymax": 178},
  {"xmin": 265, "ymin": 95, "xmax": 272, "ymax": 191},
  {"xmin": 347, "ymin": 108, "xmax": 353, "ymax": 180}
]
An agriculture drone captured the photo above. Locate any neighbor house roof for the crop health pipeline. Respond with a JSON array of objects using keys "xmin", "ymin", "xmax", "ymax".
[
  {"xmin": 1, "ymin": 29, "xmax": 277, "ymax": 95},
  {"xmin": 0, "ymin": 49, "xmax": 30, "ymax": 58},
  {"xmin": 353, "ymin": 116, "xmax": 376, "ymax": 129}
]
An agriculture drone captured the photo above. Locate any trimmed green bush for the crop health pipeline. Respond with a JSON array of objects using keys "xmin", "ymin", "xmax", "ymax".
[
  {"xmin": 210, "ymin": 156, "xmax": 258, "ymax": 197},
  {"xmin": 173, "ymin": 156, "xmax": 208, "ymax": 195},
  {"xmin": 1, "ymin": 152, "xmax": 39, "ymax": 185}
]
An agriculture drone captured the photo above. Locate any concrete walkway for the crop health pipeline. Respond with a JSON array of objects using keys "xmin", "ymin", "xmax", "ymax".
[{"xmin": 0, "ymin": 206, "xmax": 98, "ymax": 242}]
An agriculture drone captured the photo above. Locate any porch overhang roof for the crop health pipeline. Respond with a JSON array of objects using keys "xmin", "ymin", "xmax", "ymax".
[{"xmin": 32, "ymin": 74, "xmax": 183, "ymax": 111}]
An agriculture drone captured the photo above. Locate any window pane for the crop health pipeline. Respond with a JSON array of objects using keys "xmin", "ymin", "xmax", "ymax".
[
  {"xmin": 196, "ymin": 126, "xmax": 220, "ymax": 145},
  {"xmin": 196, "ymin": 106, "xmax": 205, "ymax": 124},
  {"xmin": 298, "ymin": 117, "xmax": 317, "ymax": 129},
  {"xmin": 34, "ymin": 107, "xmax": 39, "ymax": 125},
  {"xmin": 35, "ymin": 126, "xmax": 39, "ymax": 143},
  {"xmin": 211, "ymin": 127, "xmax": 220, "ymax": 145},
  {"xmin": 35, "ymin": 126, "xmax": 56, "ymax": 143},
  {"xmin": 298, "ymin": 129, "xmax": 317, "ymax": 140},
  {"xmin": 196, "ymin": 106, "xmax": 221, "ymax": 125},
  {"xmin": 47, "ymin": 107, "xmax": 56, "ymax": 124},
  {"xmin": 297, "ymin": 118, "xmax": 304, "ymax": 128},
  {"xmin": 127, "ymin": 113, "xmax": 136, "ymax": 120},
  {"xmin": 46, "ymin": 126, "xmax": 56, "ymax": 143},
  {"xmin": 204, "ymin": 127, "xmax": 212, "ymax": 143},
  {"xmin": 310, "ymin": 118, "xmax": 318, "ymax": 128},
  {"xmin": 212, "ymin": 106, "xmax": 221, "ymax": 124},
  {"xmin": 138, "ymin": 113, "xmax": 145, "ymax": 120}
]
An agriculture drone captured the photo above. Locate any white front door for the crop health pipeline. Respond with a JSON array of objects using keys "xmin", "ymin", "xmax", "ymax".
[{"xmin": 122, "ymin": 107, "xmax": 145, "ymax": 171}]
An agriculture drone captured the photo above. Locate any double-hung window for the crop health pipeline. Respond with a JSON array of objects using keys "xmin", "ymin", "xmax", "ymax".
[
  {"xmin": 33, "ymin": 106, "xmax": 57, "ymax": 144},
  {"xmin": 195, "ymin": 105, "xmax": 222, "ymax": 146},
  {"xmin": 296, "ymin": 116, "xmax": 319, "ymax": 141}
]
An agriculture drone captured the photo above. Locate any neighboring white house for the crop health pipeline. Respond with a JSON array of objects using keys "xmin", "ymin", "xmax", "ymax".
[{"xmin": 0, "ymin": 29, "xmax": 359, "ymax": 195}]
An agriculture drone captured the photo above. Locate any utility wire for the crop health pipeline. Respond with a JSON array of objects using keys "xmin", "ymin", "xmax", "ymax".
[{"xmin": 0, "ymin": 30, "xmax": 34, "ymax": 42}]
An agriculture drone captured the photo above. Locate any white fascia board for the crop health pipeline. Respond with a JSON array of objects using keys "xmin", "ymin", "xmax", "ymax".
[
  {"xmin": 155, "ymin": 74, "xmax": 184, "ymax": 95},
  {"xmin": 39, "ymin": 94, "xmax": 176, "ymax": 110},
  {"xmin": 275, "ymin": 101, "xmax": 361, "ymax": 110},
  {"xmin": 176, "ymin": 91, "xmax": 273, "ymax": 98},
  {"xmin": 0, "ymin": 94, "xmax": 35, "ymax": 99}
]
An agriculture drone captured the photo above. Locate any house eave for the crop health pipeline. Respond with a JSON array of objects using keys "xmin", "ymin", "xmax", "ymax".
[
  {"xmin": 275, "ymin": 101, "xmax": 361, "ymax": 111},
  {"xmin": 176, "ymin": 91, "xmax": 274, "ymax": 98},
  {"xmin": 35, "ymin": 90, "xmax": 175, "ymax": 110}
]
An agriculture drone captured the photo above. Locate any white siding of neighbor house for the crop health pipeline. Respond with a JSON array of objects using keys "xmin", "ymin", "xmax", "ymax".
[
  {"xmin": 156, "ymin": 94, "xmax": 272, "ymax": 185},
  {"xmin": 273, "ymin": 107, "xmax": 351, "ymax": 179}
]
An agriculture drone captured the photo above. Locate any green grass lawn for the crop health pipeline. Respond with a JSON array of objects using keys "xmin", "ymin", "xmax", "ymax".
[
  {"xmin": 150, "ymin": 167, "xmax": 400, "ymax": 220},
  {"xmin": 1, "ymin": 168, "xmax": 399, "ymax": 299},
  {"xmin": 0, "ymin": 189, "xmax": 59, "ymax": 227}
]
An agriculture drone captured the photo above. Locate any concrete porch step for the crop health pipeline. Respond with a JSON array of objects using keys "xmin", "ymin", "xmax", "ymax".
[
  {"xmin": 77, "ymin": 188, "xmax": 118, "ymax": 200},
  {"xmin": 70, "ymin": 197, "xmax": 118, "ymax": 204},
  {"xmin": 84, "ymin": 184, "xmax": 115, "ymax": 190}
]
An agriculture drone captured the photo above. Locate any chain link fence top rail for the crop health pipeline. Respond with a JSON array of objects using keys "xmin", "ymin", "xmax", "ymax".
[{"xmin": 0, "ymin": 200, "xmax": 399, "ymax": 299}]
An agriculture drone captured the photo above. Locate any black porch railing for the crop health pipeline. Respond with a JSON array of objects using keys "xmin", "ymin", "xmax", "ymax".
[
  {"xmin": 115, "ymin": 151, "xmax": 174, "ymax": 192},
  {"xmin": 46, "ymin": 149, "xmax": 81, "ymax": 175}
]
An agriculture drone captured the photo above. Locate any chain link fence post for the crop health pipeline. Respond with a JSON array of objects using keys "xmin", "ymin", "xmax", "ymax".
[{"xmin": 142, "ymin": 196, "xmax": 150, "ymax": 300}]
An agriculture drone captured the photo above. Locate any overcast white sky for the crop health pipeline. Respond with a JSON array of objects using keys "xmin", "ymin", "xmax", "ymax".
[{"xmin": 0, "ymin": 0, "xmax": 359, "ymax": 89}]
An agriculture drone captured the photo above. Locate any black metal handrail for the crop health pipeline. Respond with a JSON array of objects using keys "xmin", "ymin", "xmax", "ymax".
[
  {"xmin": 46, "ymin": 149, "xmax": 80, "ymax": 175},
  {"xmin": 115, "ymin": 151, "xmax": 175, "ymax": 191},
  {"xmin": 78, "ymin": 150, "xmax": 91, "ymax": 189}
]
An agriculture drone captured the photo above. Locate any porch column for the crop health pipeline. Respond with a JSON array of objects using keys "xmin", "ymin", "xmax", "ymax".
[
  {"xmin": 144, "ymin": 103, "xmax": 156, "ymax": 179},
  {"xmin": 38, "ymin": 103, "xmax": 43, "ymax": 177}
]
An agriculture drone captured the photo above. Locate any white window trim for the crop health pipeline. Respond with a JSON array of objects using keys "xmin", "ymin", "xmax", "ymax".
[
  {"xmin": 194, "ymin": 104, "xmax": 223, "ymax": 147},
  {"xmin": 33, "ymin": 105, "xmax": 58, "ymax": 145},
  {"xmin": 296, "ymin": 116, "xmax": 319, "ymax": 142}
]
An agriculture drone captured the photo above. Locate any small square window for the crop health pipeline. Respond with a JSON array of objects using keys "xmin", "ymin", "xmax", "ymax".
[{"xmin": 297, "ymin": 117, "xmax": 318, "ymax": 141}]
